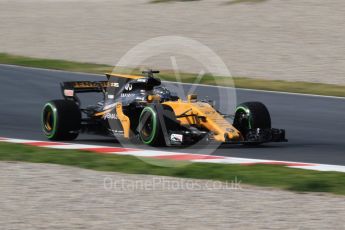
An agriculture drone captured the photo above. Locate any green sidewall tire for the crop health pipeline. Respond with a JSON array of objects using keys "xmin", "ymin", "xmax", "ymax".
[
  {"xmin": 234, "ymin": 106, "xmax": 253, "ymax": 130},
  {"xmin": 42, "ymin": 100, "xmax": 81, "ymax": 141},
  {"xmin": 139, "ymin": 106, "xmax": 174, "ymax": 146},
  {"xmin": 139, "ymin": 107, "xmax": 158, "ymax": 145},
  {"xmin": 42, "ymin": 103, "xmax": 58, "ymax": 139},
  {"xmin": 233, "ymin": 102, "xmax": 271, "ymax": 141}
]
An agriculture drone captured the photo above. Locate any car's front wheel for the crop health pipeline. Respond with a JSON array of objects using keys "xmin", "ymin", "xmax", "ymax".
[
  {"xmin": 138, "ymin": 106, "xmax": 164, "ymax": 146},
  {"xmin": 138, "ymin": 105, "xmax": 179, "ymax": 146},
  {"xmin": 233, "ymin": 101, "xmax": 271, "ymax": 144}
]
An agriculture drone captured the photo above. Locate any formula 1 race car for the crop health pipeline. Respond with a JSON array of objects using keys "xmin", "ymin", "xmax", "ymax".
[{"xmin": 42, "ymin": 70, "xmax": 287, "ymax": 146}]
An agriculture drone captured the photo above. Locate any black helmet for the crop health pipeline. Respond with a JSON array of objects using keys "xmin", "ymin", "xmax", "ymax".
[{"xmin": 153, "ymin": 86, "xmax": 177, "ymax": 102}]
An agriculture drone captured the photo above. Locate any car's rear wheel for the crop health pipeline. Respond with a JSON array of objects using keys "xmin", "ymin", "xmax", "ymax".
[
  {"xmin": 42, "ymin": 100, "xmax": 81, "ymax": 141},
  {"xmin": 233, "ymin": 102, "xmax": 271, "ymax": 144}
]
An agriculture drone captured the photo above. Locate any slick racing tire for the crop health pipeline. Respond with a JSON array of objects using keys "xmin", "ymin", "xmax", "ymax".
[
  {"xmin": 42, "ymin": 100, "xmax": 81, "ymax": 141},
  {"xmin": 138, "ymin": 105, "xmax": 178, "ymax": 146},
  {"xmin": 233, "ymin": 102, "xmax": 271, "ymax": 144}
]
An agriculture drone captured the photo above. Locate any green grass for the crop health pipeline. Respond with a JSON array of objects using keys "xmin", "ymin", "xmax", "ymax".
[
  {"xmin": 0, "ymin": 53, "xmax": 113, "ymax": 74},
  {"xmin": 0, "ymin": 142, "xmax": 344, "ymax": 195},
  {"xmin": 0, "ymin": 53, "xmax": 344, "ymax": 97}
]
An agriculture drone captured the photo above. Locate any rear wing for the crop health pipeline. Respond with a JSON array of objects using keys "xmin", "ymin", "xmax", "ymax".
[
  {"xmin": 60, "ymin": 72, "xmax": 155, "ymax": 100},
  {"xmin": 60, "ymin": 81, "xmax": 114, "ymax": 99},
  {"xmin": 60, "ymin": 74, "xmax": 142, "ymax": 100}
]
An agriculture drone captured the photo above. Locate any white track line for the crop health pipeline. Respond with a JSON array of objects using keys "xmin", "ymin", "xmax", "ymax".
[
  {"xmin": 114, "ymin": 150, "xmax": 186, "ymax": 157},
  {"xmin": 1, "ymin": 138, "xmax": 39, "ymax": 143},
  {"xmin": 45, "ymin": 144, "xmax": 109, "ymax": 149},
  {"xmin": 192, "ymin": 157, "xmax": 270, "ymax": 164},
  {"xmin": 289, "ymin": 165, "xmax": 345, "ymax": 173}
]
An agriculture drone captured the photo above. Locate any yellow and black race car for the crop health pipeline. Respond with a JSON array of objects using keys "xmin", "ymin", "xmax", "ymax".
[{"xmin": 42, "ymin": 70, "xmax": 286, "ymax": 146}]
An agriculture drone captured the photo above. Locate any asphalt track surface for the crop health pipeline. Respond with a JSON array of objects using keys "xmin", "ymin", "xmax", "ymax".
[{"xmin": 0, "ymin": 64, "xmax": 344, "ymax": 165}]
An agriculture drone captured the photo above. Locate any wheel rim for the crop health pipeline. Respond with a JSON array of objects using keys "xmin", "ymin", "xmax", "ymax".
[
  {"xmin": 238, "ymin": 110, "xmax": 249, "ymax": 129},
  {"xmin": 44, "ymin": 110, "xmax": 53, "ymax": 131},
  {"xmin": 42, "ymin": 103, "xmax": 57, "ymax": 138},
  {"xmin": 234, "ymin": 107, "xmax": 252, "ymax": 135},
  {"xmin": 139, "ymin": 107, "xmax": 157, "ymax": 144}
]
